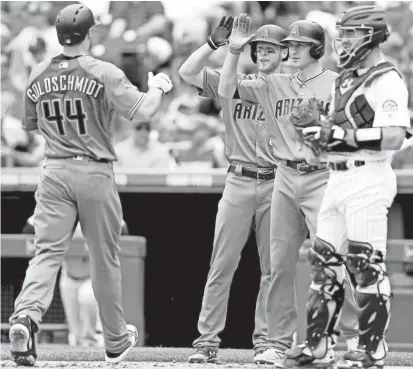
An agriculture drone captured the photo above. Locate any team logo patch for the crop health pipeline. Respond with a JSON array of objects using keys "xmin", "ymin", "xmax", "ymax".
[
  {"xmin": 260, "ymin": 29, "xmax": 269, "ymax": 39},
  {"xmin": 339, "ymin": 77, "xmax": 353, "ymax": 95},
  {"xmin": 59, "ymin": 62, "xmax": 69, "ymax": 69},
  {"xmin": 382, "ymin": 99, "xmax": 398, "ymax": 112},
  {"xmin": 290, "ymin": 25, "xmax": 299, "ymax": 37}
]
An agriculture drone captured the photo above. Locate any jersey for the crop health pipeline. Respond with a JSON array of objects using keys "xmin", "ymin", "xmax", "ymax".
[
  {"xmin": 236, "ymin": 69, "xmax": 337, "ymax": 161},
  {"xmin": 198, "ymin": 69, "xmax": 277, "ymax": 168},
  {"xmin": 22, "ymin": 54, "xmax": 146, "ymax": 161},
  {"xmin": 323, "ymin": 60, "xmax": 410, "ymax": 162}
]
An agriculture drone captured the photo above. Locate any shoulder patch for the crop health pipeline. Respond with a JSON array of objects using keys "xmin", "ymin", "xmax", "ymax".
[{"xmin": 382, "ymin": 99, "xmax": 398, "ymax": 112}]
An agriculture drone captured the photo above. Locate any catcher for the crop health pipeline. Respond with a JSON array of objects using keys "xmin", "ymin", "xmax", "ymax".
[{"xmin": 284, "ymin": 6, "xmax": 411, "ymax": 369}]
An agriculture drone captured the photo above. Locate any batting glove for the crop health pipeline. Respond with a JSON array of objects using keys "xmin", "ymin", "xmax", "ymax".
[
  {"xmin": 207, "ymin": 16, "xmax": 234, "ymax": 50},
  {"xmin": 148, "ymin": 72, "xmax": 173, "ymax": 94}
]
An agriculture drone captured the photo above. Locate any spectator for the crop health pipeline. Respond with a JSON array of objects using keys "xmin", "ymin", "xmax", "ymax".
[
  {"xmin": 174, "ymin": 115, "xmax": 227, "ymax": 169},
  {"xmin": 115, "ymin": 119, "xmax": 176, "ymax": 169}
]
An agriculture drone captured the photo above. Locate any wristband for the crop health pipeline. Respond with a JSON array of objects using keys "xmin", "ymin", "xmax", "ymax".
[
  {"xmin": 354, "ymin": 127, "xmax": 383, "ymax": 150},
  {"xmin": 207, "ymin": 36, "xmax": 218, "ymax": 50}
]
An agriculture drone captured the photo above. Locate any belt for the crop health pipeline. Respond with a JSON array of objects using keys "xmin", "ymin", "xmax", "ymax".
[
  {"xmin": 48, "ymin": 155, "xmax": 109, "ymax": 163},
  {"xmin": 228, "ymin": 164, "xmax": 276, "ymax": 181},
  {"xmin": 277, "ymin": 159, "xmax": 327, "ymax": 175},
  {"xmin": 329, "ymin": 160, "xmax": 366, "ymax": 171}
]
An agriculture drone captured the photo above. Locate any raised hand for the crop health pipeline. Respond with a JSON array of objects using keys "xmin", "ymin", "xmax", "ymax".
[
  {"xmin": 228, "ymin": 13, "xmax": 255, "ymax": 54},
  {"xmin": 208, "ymin": 16, "xmax": 234, "ymax": 50}
]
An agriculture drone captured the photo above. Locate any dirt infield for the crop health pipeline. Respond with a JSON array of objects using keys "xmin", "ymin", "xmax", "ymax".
[{"xmin": 1, "ymin": 346, "xmax": 413, "ymax": 368}]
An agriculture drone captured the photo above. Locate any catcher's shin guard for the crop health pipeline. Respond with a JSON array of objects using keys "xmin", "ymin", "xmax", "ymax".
[
  {"xmin": 306, "ymin": 238, "xmax": 345, "ymax": 358},
  {"xmin": 346, "ymin": 241, "xmax": 391, "ymax": 358}
]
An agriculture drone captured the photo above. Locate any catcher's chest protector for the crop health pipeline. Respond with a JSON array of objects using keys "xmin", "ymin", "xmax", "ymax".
[{"xmin": 333, "ymin": 62, "xmax": 398, "ymax": 129}]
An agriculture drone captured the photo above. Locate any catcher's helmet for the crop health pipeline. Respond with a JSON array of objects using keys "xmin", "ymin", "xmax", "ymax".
[
  {"xmin": 281, "ymin": 20, "xmax": 325, "ymax": 60},
  {"xmin": 56, "ymin": 4, "xmax": 99, "ymax": 46},
  {"xmin": 250, "ymin": 25, "xmax": 288, "ymax": 64},
  {"xmin": 333, "ymin": 6, "xmax": 389, "ymax": 68}
]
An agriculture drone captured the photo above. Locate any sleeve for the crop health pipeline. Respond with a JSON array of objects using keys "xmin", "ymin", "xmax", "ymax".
[
  {"xmin": 21, "ymin": 80, "xmax": 39, "ymax": 132},
  {"xmin": 236, "ymin": 76, "xmax": 267, "ymax": 103},
  {"xmin": 105, "ymin": 64, "xmax": 145, "ymax": 120},
  {"xmin": 197, "ymin": 69, "xmax": 220, "ymax": 99},
  {"xmin": 372, "ymin": 71, "xmax": 410, "ymax": 128}
]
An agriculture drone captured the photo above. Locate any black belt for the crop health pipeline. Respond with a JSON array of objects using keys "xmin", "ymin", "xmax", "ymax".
[
  {"xmin": 329, "ymin": 160, "xmax": 366, "ymax": 171},
  {"xmin": 277, "ymin": 159, "xmax": 327, "ymax": 174},
  {"xmin": 48, "ymin": 155, "xmax": 109, "ymax": 163},
  {"xmin": 228, "ymin": 164, "xmax": 276, "ymax": 181}
]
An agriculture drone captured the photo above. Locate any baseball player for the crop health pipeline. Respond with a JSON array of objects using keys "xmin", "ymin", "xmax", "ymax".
[
  {"xmin": 219, "ymin": 15, "xmax": 359, "ymax": 366},
  {"xmin": 8, "ymin": 4, "xmax": 172, "ymax": 366},
  {"xmin": 282, "ymin": 6, "xmax": 410, "ymax": 369},
  {"xmin": 179, "ymin": 17, "xmax": 289, "ymax": 363}
]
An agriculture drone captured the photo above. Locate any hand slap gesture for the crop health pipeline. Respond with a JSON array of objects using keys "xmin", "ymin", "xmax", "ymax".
[
  {"xmin": 228, "ymin": 13, "xmax": 255, "ymax": 54},
  {"xmin": 208, "ymin": 16, "xmax": 234, "ymax": 50}
]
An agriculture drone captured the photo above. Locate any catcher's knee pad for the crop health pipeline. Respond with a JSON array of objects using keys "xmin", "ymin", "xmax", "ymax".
[
  {"xmin": 346, "ymin": 240, "xmax": 391, "ymax": 355},
  {"xmin": 306, "ymin": 238, "xmax": 345, "ymax": 354},
  {"xmin": 308, "ymin": 237, "xmax": 343, "ymax": 285}
]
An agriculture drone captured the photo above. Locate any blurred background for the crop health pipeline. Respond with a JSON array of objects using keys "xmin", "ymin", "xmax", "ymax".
[
  {"xmin": 1, "ymin": 0, "xmax": 413, "ymax": 351},
  {"xmin": 1, "ymin": 0, "xmax": 412, "ymax": 169}
]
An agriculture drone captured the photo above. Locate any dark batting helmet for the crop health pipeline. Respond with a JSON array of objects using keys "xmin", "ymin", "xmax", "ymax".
[
  {"xmin": 56, "ymin": 4, "xmax": 99, "ymax": 46},
  {"xmin": 333, "ymin": 6, "xmax": 389, "ymax": 68},
  {"xmin": 250, "ymin": 25, "xmax": 288, "ymax": 64},
  {"xmin": 281, "ymin": 20, "xmax": 325, "ymax": 60}
]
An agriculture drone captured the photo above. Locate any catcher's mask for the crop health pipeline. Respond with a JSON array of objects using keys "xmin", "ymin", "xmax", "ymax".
[
  {"xmin": 250, "ymin": 25, "xmax": 288, "ymax": 63},
  {"xmin": 333, "ymin": 6, "xmax": 389, "ymax": 68},
  {"xmin": 281, "ymin": 20, "xmax": 325, "ymax": 60}
]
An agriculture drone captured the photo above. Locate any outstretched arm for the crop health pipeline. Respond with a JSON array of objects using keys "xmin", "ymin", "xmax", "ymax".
[
  {"xmin": 179, "ymin": 16, "xmax": 233, "ymax": 89},
  {"xmin": 218, "ymin": 13, "xmax": 255, "ymax": 98}
]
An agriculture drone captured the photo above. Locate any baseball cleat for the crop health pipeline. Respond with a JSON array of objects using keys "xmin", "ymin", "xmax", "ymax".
[
  {"xmin": 105, "ymin": 324, "xmax": 138, "ymax": 364},
  {"xmin": 283, "ymin": 344, "xmax": 336, "ymax": 368},
  {"xmin": 336, "ymin": 349, "xmax": 384, "ymax": 369},
  {"xmin": 254, "ymin": 348, "xmax": 285, "ymax": 366},
  {"xmin": 188, "ymin": 346, "xmax": 218, "ymax": 363},
  {"xmin": 9, "ymin": 315, "xmax": 37, "ymax": 366}
]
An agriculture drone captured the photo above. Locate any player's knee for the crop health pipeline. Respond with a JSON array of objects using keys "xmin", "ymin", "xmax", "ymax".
[
  {"xmin": 345, "ymin": 240, "xmax": 387, "ymax": 288},
  {"xmin": 308, "ymin": 237, "xmax": 343, "ymax": 285}
]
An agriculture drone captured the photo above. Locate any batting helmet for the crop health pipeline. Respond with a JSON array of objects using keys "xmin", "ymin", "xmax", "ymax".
[
  {"xmin": 333, "ymin": 6, "xmax": 389, "ymax": 68},
  {"xmin": 281, "ymin": 20, "xmax": 325, "ymax": 60},
  {"xmin": 56, "ymin": 4, "xmax": 99, "ymax": 46},
  {"xmin": 249, "ymin": 25, "xmax": 288, "ymax": 64}
]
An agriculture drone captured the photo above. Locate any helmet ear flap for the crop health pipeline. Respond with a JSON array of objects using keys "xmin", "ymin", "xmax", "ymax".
[{"xmin": 310, "ymin": 43, "xmax": 324, "ymax": 59}]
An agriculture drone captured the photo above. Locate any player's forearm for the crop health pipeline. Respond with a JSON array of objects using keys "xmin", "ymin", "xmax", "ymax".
[
  {"xmin": 135, "ymin": 88, "xmax": 164, "ymax": 120},
  {"xmin": 179, "ymin": 44, "xmax": 214, "ymax": 80},
  {"xmin": 342, "ymin": 126, "xmax": 406, "ymax": 151},
  {"xmin": 180, "ymin": 44, "xmax": 215, "ymax": 75},
  {"xmin": 218, "ymin": 52, "xmax": 240, "ymax": 98}
]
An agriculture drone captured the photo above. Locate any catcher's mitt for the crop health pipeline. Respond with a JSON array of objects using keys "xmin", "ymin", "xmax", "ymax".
[
  {"xmin": 290, "ymin": 98, "xmax": 334, "ymax": 153},
  {"xmin": 290, "ymin": 97, "xmax": 322, "ymax": 129}
]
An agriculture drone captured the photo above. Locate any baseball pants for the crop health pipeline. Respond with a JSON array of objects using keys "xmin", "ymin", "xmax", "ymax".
[
  {"xmin": 193, "ymin": 170, "xmax": 273, "ymax": 351},
  {"xmin": 315, "ymin": 160, "xmax": 397, "ymax": 285},
  {"xmin": 266, "ymin": 164, "xmax": 359, "ymax": 351},
  {"xmin": 10, "ymin": 158, "xmax": 130, "ymax": 353}
]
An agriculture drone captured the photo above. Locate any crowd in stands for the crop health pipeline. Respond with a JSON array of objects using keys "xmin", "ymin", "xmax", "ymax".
[{"xmin": 1, "ymin": 1, "xmax": 412, "ymax": 169}]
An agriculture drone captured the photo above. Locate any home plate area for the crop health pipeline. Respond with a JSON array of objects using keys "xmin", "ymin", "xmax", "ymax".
[{"xmin": 1, "ymin": 346, "xmax": 413, "ymax": 369}]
